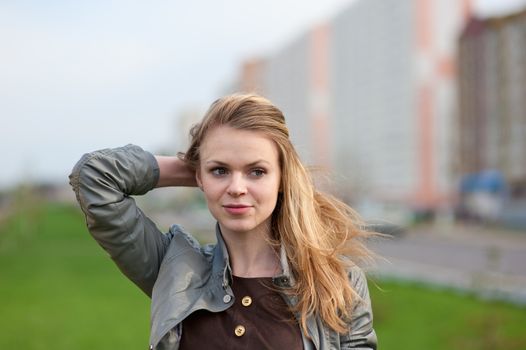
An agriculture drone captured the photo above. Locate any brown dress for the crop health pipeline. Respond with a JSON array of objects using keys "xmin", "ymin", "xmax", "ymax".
[{"xmin": 179, "ymin": 275, "xmax": 303, "ymax": 349}]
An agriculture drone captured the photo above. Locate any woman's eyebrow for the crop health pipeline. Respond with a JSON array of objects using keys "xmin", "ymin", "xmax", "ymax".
[
  {"xmin": 246, "ymin": 160, "xmax": 271, "ymax": 167},
  {"xmin": 204, "ymin": 159, "xmax": 271, "ymax": 167},
  {"xmin": 204, "ymin": 160, "xmax": 228, "ymax": 166}
]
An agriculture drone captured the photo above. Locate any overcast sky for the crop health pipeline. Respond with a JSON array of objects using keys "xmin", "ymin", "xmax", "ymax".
[{"xmin": 1, "ymin": 0, "xmax": 525, "ymax": 189}]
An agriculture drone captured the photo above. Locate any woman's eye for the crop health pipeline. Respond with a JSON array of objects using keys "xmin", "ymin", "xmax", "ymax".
[
  {"xmin": 251, "ymin": 169, "xmax": 265, "ymax": 177},
  {"xmin": 211, "ymin": 168, "xmax": 227, "ymax": 176}
]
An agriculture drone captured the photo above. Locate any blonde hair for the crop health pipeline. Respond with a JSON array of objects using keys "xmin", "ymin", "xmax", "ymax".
[{"xmin": 180, "ymin": 93, "xmax": 374, "ymax": 334}]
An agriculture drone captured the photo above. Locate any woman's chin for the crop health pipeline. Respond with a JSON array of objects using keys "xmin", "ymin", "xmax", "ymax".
[
  {"xmin": 219, "ymin": 222, "xmax": 255, "ymax": 235},
  {"xmin": 218, "ymin": 218, "xmax": 268, "ymax": 236}
]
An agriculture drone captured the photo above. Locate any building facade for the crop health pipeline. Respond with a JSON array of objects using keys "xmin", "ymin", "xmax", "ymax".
[
  {"xmin": 231, "ymin": 0, "xmax": 472, "ymax": 218},
  {"xmin": 458, "ymin": 9, "xmax": 526, "ymax": 197}
]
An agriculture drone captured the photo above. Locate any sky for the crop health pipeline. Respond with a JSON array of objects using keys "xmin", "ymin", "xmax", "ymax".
[{"xmin": 1, "ymin": 0, "xmax": 525, "ymax": 189}]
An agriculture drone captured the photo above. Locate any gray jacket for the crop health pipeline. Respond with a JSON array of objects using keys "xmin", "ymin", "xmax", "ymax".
[{"xmin": 69, "ymin": 144, "xmax": 377, "ymax": 350}]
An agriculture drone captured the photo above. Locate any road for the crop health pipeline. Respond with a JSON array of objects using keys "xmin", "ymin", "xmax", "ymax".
[{"xmin": 368, "ymin": 224, "xmax": 526, "ymax": 304}]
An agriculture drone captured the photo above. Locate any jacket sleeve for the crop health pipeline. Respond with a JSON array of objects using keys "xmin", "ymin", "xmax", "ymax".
[
  {"xmin": 340, "ymin": 266, "xmax": 378, "ymax": 349},
  {"xmin": 69, "ymin": 144, "xmax": 172, "ymax": 297}
]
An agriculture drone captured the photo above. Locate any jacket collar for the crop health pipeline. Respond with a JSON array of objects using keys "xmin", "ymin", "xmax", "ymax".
[{"xmin": 211, "ymin": 223, "xmax": 232, "ymax": 288}]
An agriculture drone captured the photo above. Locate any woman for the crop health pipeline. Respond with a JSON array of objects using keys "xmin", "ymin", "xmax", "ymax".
[{"xmin": 69, "ymin": 94, "xmax": 377, "ymax": 349}]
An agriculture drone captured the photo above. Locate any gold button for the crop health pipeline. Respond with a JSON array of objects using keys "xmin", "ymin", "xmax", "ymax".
[
  {"xmin": 234, "ymin": 325, "xmax": 246, "ymax": 337},
  {"xmin": 241, "ymin": 296, "xmax": 252, "ymax": 307}
]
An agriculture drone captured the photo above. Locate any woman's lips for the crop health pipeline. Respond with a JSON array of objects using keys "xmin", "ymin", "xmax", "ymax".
[{"xmin": 223, "ymin": 204, "xmax": 252, "ymax": 215}]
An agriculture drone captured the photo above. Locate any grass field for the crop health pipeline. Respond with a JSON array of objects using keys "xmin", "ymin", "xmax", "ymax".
[{"xmin": 1, "ymin": 199, "xmax": 525, "ymax": 349}]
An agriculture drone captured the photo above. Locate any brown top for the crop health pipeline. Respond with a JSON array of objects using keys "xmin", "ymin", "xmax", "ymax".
[{"xmin": 179, "ymin": 275, "xmax": 303, "ymax": 350}]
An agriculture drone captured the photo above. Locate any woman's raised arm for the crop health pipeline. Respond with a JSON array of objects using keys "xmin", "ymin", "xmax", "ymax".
[
  {"xmin": 69, "ymin": 144, "xmax": 182, "ymax": 297},
  {"xmin": 154, "ymin": 156, "xmax": 197, "ymax": 188}
]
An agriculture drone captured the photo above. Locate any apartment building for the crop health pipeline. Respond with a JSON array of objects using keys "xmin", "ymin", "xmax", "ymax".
[
  {"xmin": 458, "ymin": 9, "xmax": 526, "ymax": 196},
  {"xmin": 231, "ymin": 0, "xmax": 472, "ymax": 217}
]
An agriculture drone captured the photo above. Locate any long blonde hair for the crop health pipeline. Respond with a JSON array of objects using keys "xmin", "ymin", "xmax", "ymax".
[{"xmin": 180, "ymin": 93, "xmax": 374, "ymax": 334}]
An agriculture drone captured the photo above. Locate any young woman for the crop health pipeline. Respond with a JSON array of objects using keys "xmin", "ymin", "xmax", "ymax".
[{"xmin": 69, "ymin": 94, "xmax": 377, "ymax": 349}]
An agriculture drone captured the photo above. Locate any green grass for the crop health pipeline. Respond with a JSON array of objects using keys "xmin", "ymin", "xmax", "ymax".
[
  {"xmin": 0, "ymin": 200, "xmax": 150, "ymax": 349},
  {"xmin": 370, "ymin": 280, "xmax": 526, "ymax": 349},
  {"xmin": 1, "ymin": 198, "xmax": 525, "ymax": 349}
]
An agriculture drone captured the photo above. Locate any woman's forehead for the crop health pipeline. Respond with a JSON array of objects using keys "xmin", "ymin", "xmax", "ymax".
[{"xmin": 200, "ymin": 126, "xmax": 279, "ymax": 165}]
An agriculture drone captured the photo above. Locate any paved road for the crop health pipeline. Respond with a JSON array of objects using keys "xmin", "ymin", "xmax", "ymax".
[{"xmin": 369, "ymin": 224, "xmax": 526, "ymax": 304}]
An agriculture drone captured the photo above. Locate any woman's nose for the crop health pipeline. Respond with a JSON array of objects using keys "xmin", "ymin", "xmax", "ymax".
[{"xmin": 227, "ymin": 174, "xmax": 247, "ymax": 196}]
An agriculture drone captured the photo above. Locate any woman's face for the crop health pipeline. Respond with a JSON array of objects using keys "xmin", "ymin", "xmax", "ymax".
[{"xmin": 196, "ymin": 125, "xmax": 281, "ymax": 238}]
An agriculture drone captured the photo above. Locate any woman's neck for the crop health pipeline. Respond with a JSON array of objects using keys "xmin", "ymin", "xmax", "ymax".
[{"xmin": 220, "ymin": 226, "xmax": 280, "ymax": 278}]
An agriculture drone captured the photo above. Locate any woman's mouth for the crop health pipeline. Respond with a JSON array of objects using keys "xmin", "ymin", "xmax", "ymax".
[{"xmin": 223, "ymin": 204, "xmax": 252, "ymax": 215}]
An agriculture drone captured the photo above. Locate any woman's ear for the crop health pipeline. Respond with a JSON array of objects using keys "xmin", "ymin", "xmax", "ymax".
[{"xmin": 195, "ymin": 171, "xmax": 203, "ymax": 191}]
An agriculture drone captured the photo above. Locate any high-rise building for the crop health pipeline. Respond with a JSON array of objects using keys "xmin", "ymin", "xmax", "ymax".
[
  {"xmin": 231, "ymin": 0, "xmax": 472, "ymax": 217},
  {"xmin": 458, "ymin": 8, "xmax": 526, "ymax": 196}
]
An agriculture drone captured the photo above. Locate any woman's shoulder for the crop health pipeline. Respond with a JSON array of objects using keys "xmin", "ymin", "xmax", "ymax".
[
  {"xmin": 346, "ymin": 265, "xmax": 371, "ymax": 298},
  {"xmin": 157, "ymin": 225, "xmax": 216, "ymax": 282},
  {"xmin": 166, "ymin": 224, "xmax": 216, "ymax": 259}
]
